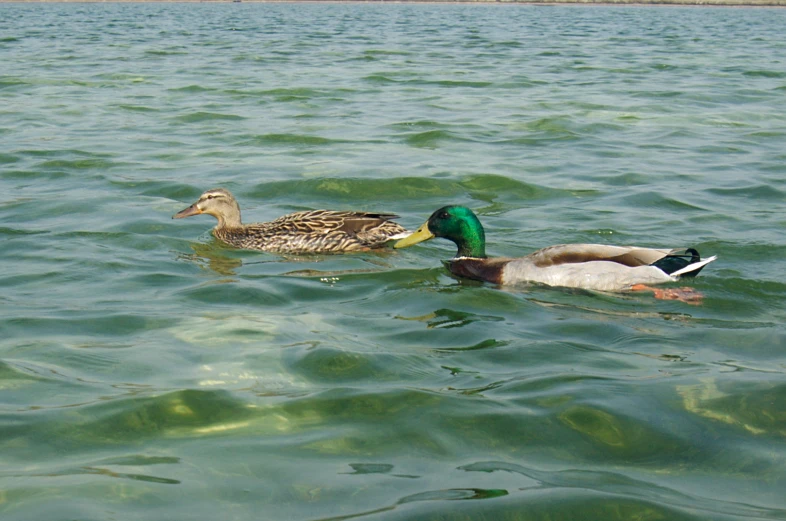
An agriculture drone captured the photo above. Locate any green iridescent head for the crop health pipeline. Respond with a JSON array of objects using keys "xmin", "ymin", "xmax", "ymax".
[{"xmin": 395, "ymin": 205, "xmax": 487, "ymax": 259}]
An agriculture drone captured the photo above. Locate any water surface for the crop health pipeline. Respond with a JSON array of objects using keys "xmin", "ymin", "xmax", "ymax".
[{"xmin": 1, "ymin": 3, "xmax": 785, "ymax": 520}]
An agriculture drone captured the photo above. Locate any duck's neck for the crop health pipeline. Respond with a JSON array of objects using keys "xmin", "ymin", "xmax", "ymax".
[
  {"xmin": 213, "ymin": 207, "xmax": 243, "ymax": 230},
  {"xmin": 452, "ymin": 218, "xmax": 487, "ymax": 259}
]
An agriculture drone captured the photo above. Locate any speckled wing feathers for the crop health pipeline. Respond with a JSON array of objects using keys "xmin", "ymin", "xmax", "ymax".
[{"xmin": 213, "ymin": 210, "xmax": 406, "ymax": 253}]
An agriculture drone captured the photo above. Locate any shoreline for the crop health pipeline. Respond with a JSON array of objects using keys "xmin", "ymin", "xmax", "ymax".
[{"xmin": 2, "ymin": 0, "xmax": 786, "ymax": 5}]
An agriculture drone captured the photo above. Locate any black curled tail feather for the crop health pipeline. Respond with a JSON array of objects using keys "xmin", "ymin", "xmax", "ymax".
[{"xmin": 652, "ymin": 248, "xmax": 704, "ymax": 277}]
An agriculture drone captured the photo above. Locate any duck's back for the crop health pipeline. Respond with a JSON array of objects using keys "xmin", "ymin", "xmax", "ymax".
[
  {"xmin": 502, "ymin": 244, "xmax": 688, "ymax": 290},
  {"xmin": 215, "ymin": 210, "xmax": 406, "ymax": 253},
  {"xmin": 524, "ymin": 244, "xmax": 676, "ymax": 269}
]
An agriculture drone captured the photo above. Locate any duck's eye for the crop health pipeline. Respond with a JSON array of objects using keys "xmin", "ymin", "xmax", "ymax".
[
  {"xmin": 206, "ymin": 195, "xmax": 215, "ymax": 200},
  {"xmin": 438, "ymin": 211, "xmax": 449, "ymax": 219}
]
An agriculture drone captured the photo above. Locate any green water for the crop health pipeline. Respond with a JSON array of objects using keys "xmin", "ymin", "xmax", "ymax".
[{"xmin": 1, "ymin": 3, "xmax": 785, "ymax": 520}]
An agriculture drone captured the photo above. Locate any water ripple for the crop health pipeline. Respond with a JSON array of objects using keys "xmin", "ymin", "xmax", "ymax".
[{"xmin": 2, "ymin": 3, "xmax": 785, "ymax": 521}]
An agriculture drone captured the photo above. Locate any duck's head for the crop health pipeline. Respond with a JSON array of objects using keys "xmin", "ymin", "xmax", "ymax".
[
  {"xmin": 395, "ymin": 205, "xmax": 487, "ymax": 258},
  {"xmin": 172, "ymin": 188, "xmax": 242, "ymax": 228}
]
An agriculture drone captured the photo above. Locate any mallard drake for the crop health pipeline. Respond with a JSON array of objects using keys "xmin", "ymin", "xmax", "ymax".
[
  {"xmin": 173, "ymin": 188, "xmax": 408, "ymax": 254},
  {"xmin": 395, "ymin": 206, "xmax": 716, "ymax": 296}
]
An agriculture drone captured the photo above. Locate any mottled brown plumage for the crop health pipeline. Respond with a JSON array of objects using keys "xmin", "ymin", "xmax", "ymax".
[{"xmin": 173, "ymin": 188, "xmax": 407, "ymax": 254}]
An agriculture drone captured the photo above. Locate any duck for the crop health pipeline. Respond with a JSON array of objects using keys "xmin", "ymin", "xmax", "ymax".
[
  {"xmin": 173, "ymin": 188, "xmax": 408, "ymax": 254},
  {"xmin": 395, "ymin": 205, "xmax": 716, "ymax": 298}
]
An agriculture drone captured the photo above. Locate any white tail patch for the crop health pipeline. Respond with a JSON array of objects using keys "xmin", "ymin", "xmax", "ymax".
[{"xmin": 671, "ymin": 255, "xmax": 717, "ymax": 277}]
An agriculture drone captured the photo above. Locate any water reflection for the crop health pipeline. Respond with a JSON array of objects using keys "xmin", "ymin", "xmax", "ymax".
[
  {"xmin": 175, "ymin": 241, "xmax": 243, "ymax": 276},
  {"xmin": 395, "ymin": 308, "xmax": 504, "ymax": 329}
]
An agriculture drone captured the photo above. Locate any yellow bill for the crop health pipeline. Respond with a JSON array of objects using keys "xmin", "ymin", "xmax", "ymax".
[{"xmin": 394, "ymin": 222, "xmax": 435, "ymax": 249}]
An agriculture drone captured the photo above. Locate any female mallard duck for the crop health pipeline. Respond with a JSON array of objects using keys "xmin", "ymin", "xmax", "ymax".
[
  {"xmin": 395, "ymin": 206, "xmax": 716, "ymax": 298},
  {"xmin": 173, "ymin": 188, "xmax": 408, "ymax": 254}
]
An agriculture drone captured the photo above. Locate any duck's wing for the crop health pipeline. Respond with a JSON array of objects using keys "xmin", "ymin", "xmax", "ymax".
[
  {"xmin": 525, "ymin": 244, "xmax": 678, "ymax": 269},
  {"xmin": 241, "ymin": 210, "xmax": 407, "ymax": 252},
  {"xmin": 333, "ymin": 211, "xmax": 410, "ymax": 244},
  {"xmin": 262, "ymin": 210, "xmax": 403, "ymax": 235},
  {"xmin": 332, "ymin": 211, "xmax": 408, "ymax": 240}
]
